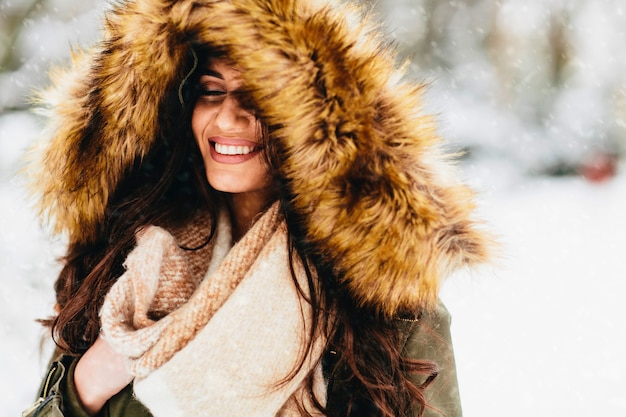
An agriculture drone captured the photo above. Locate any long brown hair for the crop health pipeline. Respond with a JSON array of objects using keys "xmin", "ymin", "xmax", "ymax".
[
  {"xmin": 44, "ymin": 48, "xmax": 439, "ymax": 416},
  {"xmin": 278, "ymin": 190, "xmax": 440, "ymax": 417}
]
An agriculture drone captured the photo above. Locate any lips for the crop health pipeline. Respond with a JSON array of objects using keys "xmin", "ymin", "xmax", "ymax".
[{"xmin": 208, "ymin": 137, "xmax": 262, "ymax": 164}]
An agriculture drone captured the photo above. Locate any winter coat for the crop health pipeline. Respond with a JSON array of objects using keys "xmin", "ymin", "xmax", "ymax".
[
  {"xmin": 28, "ymin": 0, "xmax": 491, "ymax": 415},
  {"xmin": 53, "ymin": 301, "xmax": 461, "ymax": 417}
]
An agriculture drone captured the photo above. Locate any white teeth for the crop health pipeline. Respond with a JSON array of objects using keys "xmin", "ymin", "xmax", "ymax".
[{"xmin": 214, "ymin": 143, "xmax": 256, "ymax": 155}]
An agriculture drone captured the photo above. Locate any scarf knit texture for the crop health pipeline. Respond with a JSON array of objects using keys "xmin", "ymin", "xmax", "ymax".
[{"xmin": 100, "ymin": 203, "xmax": 326, "ymax": 416}]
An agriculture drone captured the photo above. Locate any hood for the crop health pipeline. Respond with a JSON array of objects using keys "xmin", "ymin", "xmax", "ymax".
[{"xmin": 29, "ymin": 0, "xmax": 491, "ymax": 316}]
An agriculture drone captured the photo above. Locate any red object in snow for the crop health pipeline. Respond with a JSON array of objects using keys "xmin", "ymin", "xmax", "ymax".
[{"xmin": 580, "ymin": 153, "xmax": 618, "ymax": 183}]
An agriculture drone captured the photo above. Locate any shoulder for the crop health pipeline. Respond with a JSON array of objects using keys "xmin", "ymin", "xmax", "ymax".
[
  {"xmin": 396, "ymin": 300, "xmax": 452, "ymax": 347},
  {"xmin": 396, "ymin": 300, "xmax": 463, "ymax": 417}
]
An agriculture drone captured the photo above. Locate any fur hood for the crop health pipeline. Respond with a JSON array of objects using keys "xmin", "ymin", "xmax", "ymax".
[{"xmin": 29, "ymin": 0, "xmax": 490, "ymax": 316}]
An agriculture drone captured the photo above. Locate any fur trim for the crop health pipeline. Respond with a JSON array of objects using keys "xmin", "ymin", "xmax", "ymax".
[{"xmin": 29, "ymin": 0, "xmax": 491, "ymax": 316}]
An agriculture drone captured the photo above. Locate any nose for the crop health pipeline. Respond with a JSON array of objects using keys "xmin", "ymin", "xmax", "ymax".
[{"xmin": 214, "ymin": 95, "xmax": 254, "ymax": 132}]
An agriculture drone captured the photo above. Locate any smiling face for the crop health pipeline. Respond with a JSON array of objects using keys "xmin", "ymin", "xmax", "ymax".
[{"xmin": 192, "ymin": 58, "xmax": 273, "ymax": 199}]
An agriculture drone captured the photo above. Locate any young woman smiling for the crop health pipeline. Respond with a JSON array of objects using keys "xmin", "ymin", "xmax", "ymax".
[
  {"xmin": 192, "ymin": 58, "xmax": 276, "ymax": 241},
  {"xmin": 25, "ymin": 0, "xmax": 492, "ymax": 416}
]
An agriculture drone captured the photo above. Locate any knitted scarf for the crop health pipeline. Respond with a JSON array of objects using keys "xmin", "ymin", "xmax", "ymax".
[{"xmin": 100, "ymin": 203, "xmax": 326, "ymax": 416}]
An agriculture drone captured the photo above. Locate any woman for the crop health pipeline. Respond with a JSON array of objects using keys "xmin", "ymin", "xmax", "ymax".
[{"xmin": 27, "ymin": 0, "xmax": 491, "ymax": 416}]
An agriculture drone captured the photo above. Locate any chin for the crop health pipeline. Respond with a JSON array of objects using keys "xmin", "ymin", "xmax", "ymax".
[{"xmin": 207, "ymin": 177, "xmax": 258, "ymax": 194}]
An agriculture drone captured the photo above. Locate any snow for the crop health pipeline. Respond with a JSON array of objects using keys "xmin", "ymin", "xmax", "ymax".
[
  {"xmin": 442, "ymin": 171, "xmax": 626, "ymax": 416},
  {"xmin": 0, "ymin": 112, "xmax": 60, "ymax": 414}
]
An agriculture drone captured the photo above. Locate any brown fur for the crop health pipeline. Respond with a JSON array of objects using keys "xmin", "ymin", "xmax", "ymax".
[{"xmin": 28, "ymin": 0, "xmax": 491, "ymax": 317}]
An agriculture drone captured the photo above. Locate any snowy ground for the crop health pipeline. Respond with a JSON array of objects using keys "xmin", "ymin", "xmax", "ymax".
[
  {"xmin": 2, "ymin": 112, "xmax": 625, "ymax": 416},
  {"xmin": 442, "ymin": 168, "xmax": 626, "ymax": 417}
]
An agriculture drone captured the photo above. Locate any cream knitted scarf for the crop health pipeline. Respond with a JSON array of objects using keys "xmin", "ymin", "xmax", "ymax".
[{"xmin": 100, "ymin": 203, "xmax": 326, "ymax": 416}]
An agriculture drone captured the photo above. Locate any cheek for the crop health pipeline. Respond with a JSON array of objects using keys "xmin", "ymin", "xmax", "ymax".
[
  {"xmin": 191, "ymin": 108, "xmax": 201, "ymax": 142},
  {"xmin": 191, "ymin": 106, "xmax": 211, "ymax": 144}
]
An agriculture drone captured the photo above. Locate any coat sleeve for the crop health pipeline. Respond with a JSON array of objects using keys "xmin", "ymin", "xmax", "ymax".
[
  {"xmin": 47, "ymin": 353, "xmax": 152, "ymax": 417},
  {"xmin": 39, "ymin": 354, "xmax": 91, "ymax": 417},
  {"xmin": 401, "ymin": 300, "xmax": 463, "ymax": 417}
]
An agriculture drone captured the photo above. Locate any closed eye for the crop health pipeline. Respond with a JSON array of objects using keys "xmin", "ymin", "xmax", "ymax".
[
  {"xmin": 200, "ymin": 88, "xmax": 226, "ymax": 96},
  {"xmin": 197, "ymin": 85, "xmax": 227, "ymax": 102},
  {"xmin": 197, "ymin": 73, "xmax": 227, "ymax": 101}
]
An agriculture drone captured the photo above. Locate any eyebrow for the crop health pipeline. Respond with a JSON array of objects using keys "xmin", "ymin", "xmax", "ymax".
[{"xmin": 200, "ymin": 69, "xmax": 224, "ymax": 79}]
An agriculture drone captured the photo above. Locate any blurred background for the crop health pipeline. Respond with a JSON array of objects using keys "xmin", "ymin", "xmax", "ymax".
[{"xmin": 1, "ymin": 0, "xmax": 625, "ymax": 415}]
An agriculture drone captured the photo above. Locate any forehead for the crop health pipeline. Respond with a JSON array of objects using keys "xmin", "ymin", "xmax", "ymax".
[{"xmin": 203, "ymin": 57, "xmax": 243, "ymax": 81}]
